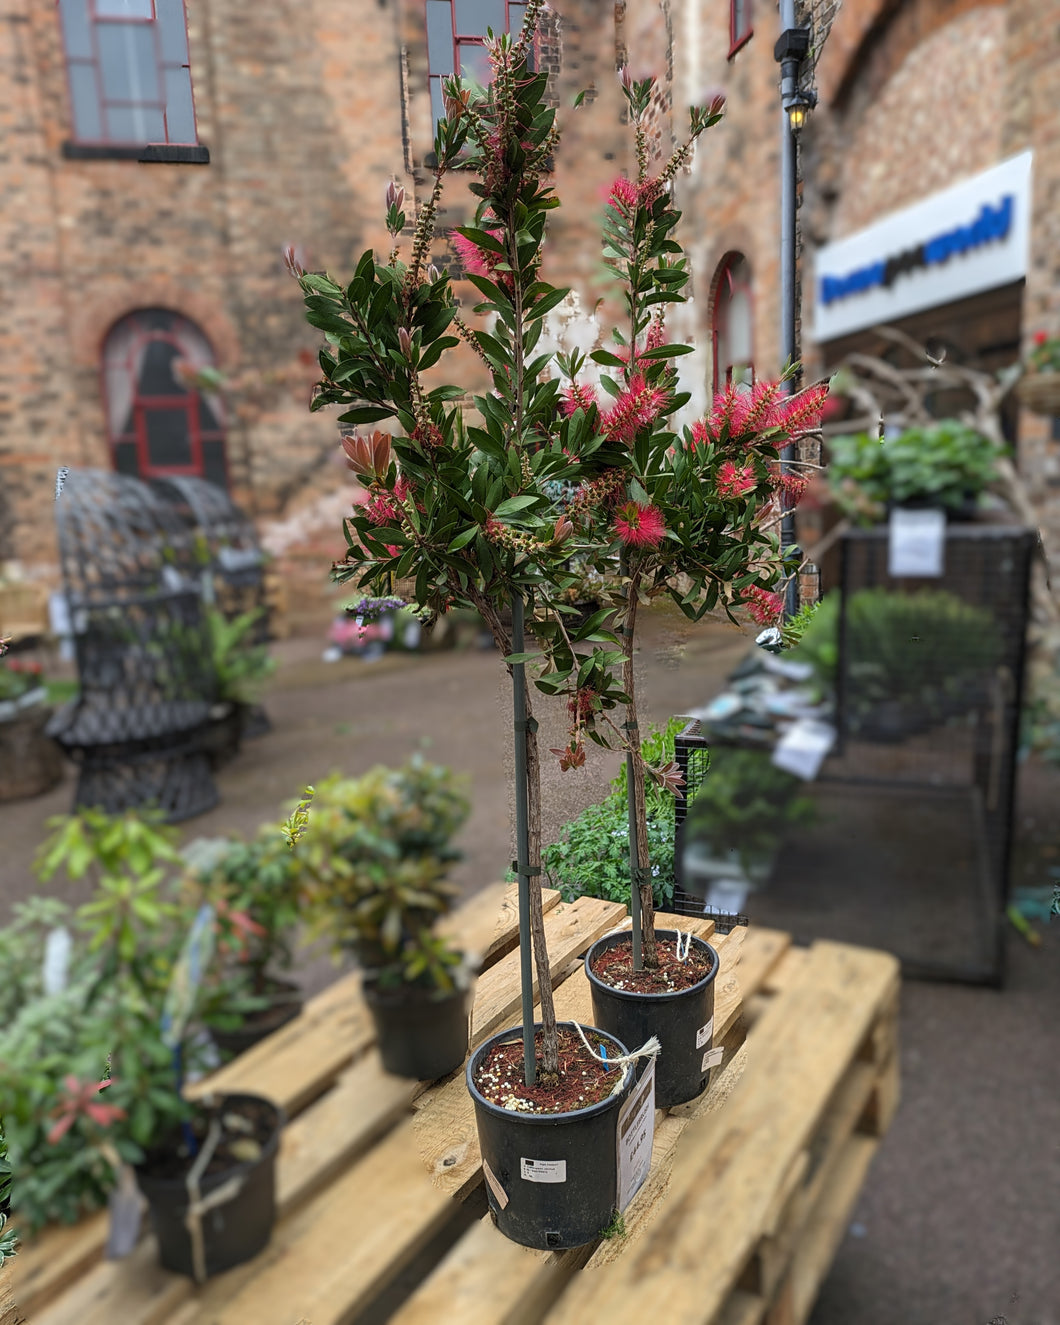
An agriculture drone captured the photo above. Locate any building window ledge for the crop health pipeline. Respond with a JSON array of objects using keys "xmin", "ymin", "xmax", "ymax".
[{"xmin": 62, "ymin": 142, "xmax": 210, "ymax": 165}]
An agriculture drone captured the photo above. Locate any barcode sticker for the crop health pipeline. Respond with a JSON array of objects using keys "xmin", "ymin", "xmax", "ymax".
[
  {"xmin": 696, "ymin": 1017, "xmax": 714, "ymax": 1049},
  {"xmin": 701, "ymin": 1046, "xmax": 724, "ymax": 1072},
  {"xmin": 520, "ymin": 1157, "xmax": 567, "ymax": 1183}
]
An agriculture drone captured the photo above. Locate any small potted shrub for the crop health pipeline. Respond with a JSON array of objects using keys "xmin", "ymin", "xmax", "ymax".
[
  {"xmin": 827, "ymin": 421, "xmax": 1004, "ymax": 524},
  {"xmin": 2, "ymin": 828, "xmax": 283, "ymax": 1279},
  {"xmin": 290, "ymin": 758, "xmax": 473, "ymax": 1080},
  {"xmin": 189, "ymin": 832, "xmax": 306, "ymax": 1059},
  {"xmin": 202, "ymin": 606, "xmax": 275, "ymax": 767},
  {"xmin": 0, "ymin": 655, "xmax": 62, "ymax": 803},
  {"xmin": 1017, "ymin": 331, "xmax": 1060, "ymax": 416}
]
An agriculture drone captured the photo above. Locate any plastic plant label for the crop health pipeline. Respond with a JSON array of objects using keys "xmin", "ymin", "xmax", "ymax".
[
  {"xmin": 701, "ymin": 1046, "xmax": 724, "ymax": 1072},
  {"xmin": 771, "ymin": 719, "xmax": 836, "ymax": 782},
  {"xmin": 42, "ymin": 926, "xmax": 72, "ymax": 996},
  {"xmin": 482, "ymin": 1159, "xmax": 510, "ymax": 1210},
  {"xmin": 520, "ymin": 1158, "xmax": 567, "ymax": 1183},
  {"xmin": 888, "ymin": 507, "xmax": 945, "ymax": 577},
  {"xmin": 616, "ymin": 1058, "xmax": 656, "ymax": 1212},
  {"xmin": 696, "ymin": 1017, "xmax": 715, "ymax": 1050},
  {"xmin": 105, "ymin": 1164, "xmax": 143, "ymax": 1259}
]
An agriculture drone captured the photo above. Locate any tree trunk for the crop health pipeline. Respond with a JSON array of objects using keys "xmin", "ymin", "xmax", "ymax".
[
  {"xmin": 473, "ymin": 593, "xmax": 560, "ymax": 1077},
  {"xmin": 622, "ymin": 571, "xmax": 658, "ymax": 969}
]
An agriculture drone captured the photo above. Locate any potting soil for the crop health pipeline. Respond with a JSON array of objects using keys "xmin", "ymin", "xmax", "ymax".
[
  {"xmin": 474, "ymin": 1027, "xmax": 623, "ymax": 1114},
  {"xmin": 591, "ymin": 935, "xmax": 711, "ymax": 993},
  {"xmin": 139, "ymin": 1096, "xmax": 276, "ymax": 1181}
]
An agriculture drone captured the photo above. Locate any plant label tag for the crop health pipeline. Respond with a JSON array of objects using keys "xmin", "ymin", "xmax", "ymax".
[
  {"xmin": 888, "ymin": 507, "xmax": 945, "ymax": 577},
  {"xmin": 771, "ymin": 719, "xmax": 836, "ymax": 782},
  {"xmin": 42, "ymin": 926, "xmax": 72, "ymax": 996},
  {"xmin": 616, "ymin": 1058, "xmax": 656, "ymax": 1212},
  {"xmin": 482, "ymin": 1159, "xmax": 510, "ymax": 1210},
  {"xmin": 701, "ymin": 1046, "xmax": 724, "ymax": 1072},
  {"xmin": 520, "ymin": 1157, "xmax": 566, "ymax": 1183},
  {"xmin": 696, "ymin": 1017, "xmax": 714, "ymax": 1050},
  {"xmin": 105, "ymin": 1165, "xmax": 143, "ymax": 1259}
]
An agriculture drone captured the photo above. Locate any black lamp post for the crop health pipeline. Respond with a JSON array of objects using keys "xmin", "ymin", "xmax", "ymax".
[{"xmin": 774, "ymin": 8, "xmax": 816, "ymax": 616}]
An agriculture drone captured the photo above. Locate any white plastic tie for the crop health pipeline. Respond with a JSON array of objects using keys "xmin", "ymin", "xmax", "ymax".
[
  {"xmin": 572, "ymin": 1022, "xmax": 662, "ymax": 1096},
  {"xmin": 675, "ymin": 930, "xmax": 692, "ymax": 962}
]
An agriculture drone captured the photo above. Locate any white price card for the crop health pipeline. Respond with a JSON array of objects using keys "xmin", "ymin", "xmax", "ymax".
[
  {"xmin": 482, "ymin": 1159, "xmax": 510, "ymax": 1209},
  {"xmin": 888, "ymin": 507, "xmax": 945, "ymax": 577},
  {"xmin": 696, "ymin": 1017, "xmax": 714, "ymax": 1050},
  {"xmin": 771, "ymin": 719, "xmax": 836, "ymax": 782},
  {"xmin": 701, "ymin": 1046, "xmax": 724, "ymax": 1072},
  {"xmin": 616, "ymin": 1059, "xmax": 656, "ymax": 1212},
  {"xmin": 520, "ymin": 1157, "xmax": 566, "ymax": 1184}
]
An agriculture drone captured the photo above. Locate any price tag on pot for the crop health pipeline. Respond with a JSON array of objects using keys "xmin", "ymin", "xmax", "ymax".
[
  {"xmin": 888, "ymin": 507, "xmax": 945, "ymax": 577},
  {"xmin": 520, "ymin": 1158, "xmax": 567, "ymax": 1183},
  {"xmin": 105, "ymin": 1163, "xmax": 143, "ymax": 1259},
  {"xmin": 482, "ymin": 1159, "xmax": 510, "ymax": 1210},
  {"xmin": 616, "ymin": 1057, "xmax": 655, "ymax": 1213},
  {"xmin": 701, "ymin": 1046, "xmax": 724, "ymax": 1072},
  {"xmin": 696, "ymin": 1017, "xmax": 714, "ymax": 1050}
]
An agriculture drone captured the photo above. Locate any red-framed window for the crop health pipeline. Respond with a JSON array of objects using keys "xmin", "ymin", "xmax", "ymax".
[
  {"xmin": 57, "ymin": 0, "xmax": 199, "ymax": 147},
  {"xmin": 712, "ymin": 254, "xmax": 754, "ymax": 392},
  {"xmin": 729, "ymin": 0, "xmax": 753, "ymax": 57},
  {"xmin": 425, "ymin": 0, "xmax": 530, "ymax": 132},
  {"xmin": 103, "ymin": 310, "xmax": 228, "ymax": 487}
]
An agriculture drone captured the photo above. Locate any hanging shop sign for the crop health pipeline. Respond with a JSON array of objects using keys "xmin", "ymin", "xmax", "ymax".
[{"xmin": 813, "ymin": 151, "xmax": 1033, "ymax": 342}]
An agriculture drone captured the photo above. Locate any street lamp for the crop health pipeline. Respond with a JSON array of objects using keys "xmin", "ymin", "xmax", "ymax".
[{"xmin": 774, "ymin": 9, "xmax": 815, "ymax": 616}]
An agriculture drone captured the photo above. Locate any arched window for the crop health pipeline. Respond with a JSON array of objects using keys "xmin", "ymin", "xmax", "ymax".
[
  {"xmin": 711, "ymin": 254, "xmax": 754, "ymax": 392},
  {"xmin": 102, "ymin": 309, "xmax": 228, "ymax": 486}
]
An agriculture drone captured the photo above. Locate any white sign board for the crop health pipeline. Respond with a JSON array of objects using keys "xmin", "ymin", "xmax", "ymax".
[
  {"xmin": 617, "ymin": 1059, "xmax": 656, "ymax": 1212},
  {"xmin": 888, "ymin": 508, "xmax": 946, "ymax": 578},
  {"xmin": 772, "ymin": 719, "xmax": 837, "ymax": 782},
  {"xmin": 813, "ymin": 152, "xmax": 1032, "ymax": 342}
]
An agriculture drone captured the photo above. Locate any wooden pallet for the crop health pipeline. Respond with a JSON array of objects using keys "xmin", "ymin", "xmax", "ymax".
[{"xmin": 10, "ymin": 883, "xmax": 898, "ymax": 1325}]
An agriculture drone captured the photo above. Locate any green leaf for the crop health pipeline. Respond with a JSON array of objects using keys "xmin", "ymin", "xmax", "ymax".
[
  {"xmin": 637, "ymin": 343, "xmax": 696, "ymax": 360},
  {"xmin": 338, "ymin": 405, "xmax": 395, "ymax": 425},
  {"xmin": 447, "ymin": 526, "xmax": 479, "ymax": 552},
  {"xmin": 493, "ymin": 495, "xmax": 540, "ymax": 518},
  {"xmin": 590, "ymin": 350, "xmax": 626, "ymax": 368}
]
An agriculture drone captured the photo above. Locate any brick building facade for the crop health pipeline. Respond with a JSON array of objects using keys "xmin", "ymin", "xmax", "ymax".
[{"xmin": 2, "ymin": 0, "xmax": 1059, "ymax": 602}]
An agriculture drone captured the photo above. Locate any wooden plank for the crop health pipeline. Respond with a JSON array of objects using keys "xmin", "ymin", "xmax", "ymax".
[
  {"xmin": 8, "ymin": 1215, "xmax": 110, "ymax": 1320},
  {"xmin": 0, "ymin": 1265, "xmax": 24, "ymax": 1325},
  {"xmin": 543, "ymin": 940, "xmax": 899, "ymax": 1325},
  {"xmin": 469, "ymin": 896, "xmax": 626, "ymax": 1048},
  {"xmin": 462, "ymin": 883, "xmax": 561, "ymax": 968}
]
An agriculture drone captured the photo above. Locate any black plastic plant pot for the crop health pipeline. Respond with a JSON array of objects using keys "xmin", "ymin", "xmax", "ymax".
[
  {"xmin": 586, "ymin": 930, "xmax": 719, "ymax": 1108},
  {"xmin": 136, "ymin": 1093, "xmax": 284, "ymax": 1280},
  {"xmin": 364, "ymin": 979, "xmax": 470, "ymax": 1080},
  {"xmin": 210, "ymin": 978, "xmax": 304, "ymax": 1059},
  {"xmin": 467, "ymin": 1022, "xmax": 635, "ymax": 1251}
]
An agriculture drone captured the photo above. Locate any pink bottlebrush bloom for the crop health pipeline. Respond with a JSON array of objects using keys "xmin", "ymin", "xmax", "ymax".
[
  {"xmin": 638, "ymin": 177, "xmax": 663, "ymax": 207},
  {"xmin": 602, "ymin": 375, "xmax": 667, "ymax": 443},
  {"xmin": 645, "ymin": 319, "xmax": 667, "ymax": 352},
  {"xmin": 778, "ymin": 471, "xmax": 809, "ymax": 503},
  {"xmin": 708, "ymin": 383, "xmax": 754, "ymax": 438},
  {"xmin": 742, "ymin": 379, "xmax": 784, "ymax": 430},
  {"xmin": 364, "ymin": 492, "xmax": 399, "ymax": 526},
  {"xmin": 774, "ymin": 382, "xmax": 831, "ymax": 436},
  {"xmin": 393, "ymin": 476, "xmax": 411, "ymax": 503},
  {"xmin": 566, "ymin": 687, "xmax": 598, "ymax": 721},
  {"xmin": 606, "ymin": 176, "xmax": 640, "ymax": 212},
  {"xmin": 744, "ymin": 586, "xmax": 785, "ymax": 627},
  {"xmin": 614, "ymin": 501, "xmax": 666, "ymax": 549},
  {"xmin": 385, "ymin": 543, "xmax": 402, "ymax": 557},
  {"xmin": 450, "ymin": 229, "xmax": 507, "ymax": 283},
  {"xmin": 562, "ymin": 382, "xmax": 598, "ymax": 416},
  {"xmin": 716, "ymin": 460, "xmax": 757, "ymax": 500},
  {"xmin": 47, "ymin": 1076, "xmax": 125, "ymax": 1145}
]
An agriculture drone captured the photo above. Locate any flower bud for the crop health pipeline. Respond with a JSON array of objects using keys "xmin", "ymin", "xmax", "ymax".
[
  {"xmin": 552, "ymin": 514, "xmax": 574, "ymax": 546},
  {"xmin": 385, "ymin": 181, "xmax": 405, "ymax": 213},
  {"xmin": 427, "ymin": 265, "xmax": 441, "ymax": 284},
  {"xmin": 341, "ymin": 430, "xmax": 392, "ymax": 480},
  {"xmin": 398, "ymin": 327, "xmax": 413, "ymax": 358},
  {"xmin": 282, "ymin": 244, "xmax": 305, "ymax": 278},
  {"xmin": 704, "ymin": 89, "xmax": 726, "ymax": 118}
]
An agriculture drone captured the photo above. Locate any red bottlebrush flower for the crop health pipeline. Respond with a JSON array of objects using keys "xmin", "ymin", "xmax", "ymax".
[
  {"xmin": 774, "ymin": 382, "xmax": 830, "ymax": 436},
  {"xmin": 606, "ymin": 176, "xmax": 640, "ymax": 212},
  {"xmin": 562, "ymin": 382, "xmax": 598, "ymax": 417},
  {"xmin": 716, "ymin": 460, "xmax": 757, "ymax": 499},
  {"xmin": 364, "ymin": 492, "xmax": 399, "ymax": 526},
  {"xmin": 744, "ymin": 586, "xmax": 785, "ymax": 627},
  {"xmin": 566, "ymin": 688, "xmax": 597, "ymax": 722},
  {"xmin": 638, "ymin": 178, "xmax": 663, "ymax": 207},
  {"xmin": 743, "ymin": 379, "xmax": 784, "ymax": 430},
  {"xmin": 385, "ymin": 544, "xmax": 402, "ymax": 557},
  {"xmin": 393, "ymin": 476, "xmax": 411, "ymax": 503},
  {"xmin": 601, "ymin": 374, "xmax": 667, "ymax": 443},
  {"xmin": 483, "ymin": 514, "xmax": 505, "ymax": 541},
  {"xmin": 645, "ymin": 319, "xmax": 667, "ymax": 352},
  {"xmin": 707, "ymin": 383, "xmax": 753, "ymax": 439},
  {"xmin": 47, "ymin": 1076, "xmax": 125, "ymax": 1145},
  {"xmin": 1034, "ymin": 330, "xmax": 1048, "ymax": 345},
  {"xmin": 411, "ymin": 421, "xmax": 444, "ymax": 448},
  {"xmin": 614, "ymin": 501, "xmax": 666, "ymax": 549},
  {"xmin": 778, "ymin": 471, "xmax": 809, "ymax": 504},
  {"xmin": 450, "ymin": 229, "xmax": 510, "ymax": 287}
]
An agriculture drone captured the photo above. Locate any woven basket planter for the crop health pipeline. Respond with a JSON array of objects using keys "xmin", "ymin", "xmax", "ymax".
[
  {"xmin": 1016, "ymin": 371, "xmax": 1060, "ymax": 416},
  {"xmin": 0, "ymin": 696, "xmax": 64, "ymax": 801}
]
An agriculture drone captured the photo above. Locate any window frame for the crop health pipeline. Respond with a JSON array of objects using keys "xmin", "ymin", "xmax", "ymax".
[
  {"xmin": 102, "ymin": 311, "xmax": 228, "ymax": 487},
  {"xmin": 729, "ymin": 0, "xmax": 753, "ymax": 59},
  {"xmin": 59, "ymin": 0, "xmax": 205, "ymax": 155},
  {"xmin": 711, "ymin": 254, "xmax": 755, "ymax": 393},
  {"xmin": 426, "ymin": 1, "xmax": 533, "ymax": 138}
]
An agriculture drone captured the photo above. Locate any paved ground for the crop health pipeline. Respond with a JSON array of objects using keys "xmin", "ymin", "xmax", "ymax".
[{"xmin": 2, "ymin": 605, "xmax": 1058, "ymax": 1323}]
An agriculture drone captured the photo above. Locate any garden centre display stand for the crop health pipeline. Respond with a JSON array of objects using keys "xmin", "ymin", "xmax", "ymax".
[{"xmin": 11, "ymin": 885, "xmax": 899, "ymax": 1325}]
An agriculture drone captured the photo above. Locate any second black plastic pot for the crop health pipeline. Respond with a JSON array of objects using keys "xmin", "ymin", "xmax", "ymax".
[
  {"xmin": 586, "ymin": 929, "xmax": 719, "ymax": 1108},
  {"xmin": 467, "ymin": 1022, "xmax": 635, "ymax": 1250},
  {"xmin": 135, "ymin": 1092, "xmax": 284, "ymax": 1280},
  {"xmin": 209, "ymin": 978, "xmax": 304, "ymax": 1059},
  {"xmin": 364, "ymin": 978, "xmax": 470, "ymax": 1080}
]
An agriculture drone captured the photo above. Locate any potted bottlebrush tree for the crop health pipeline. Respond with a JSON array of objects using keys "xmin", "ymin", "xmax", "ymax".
[
  {"xmin": 527, "ymin": 73, "xmax": 828, "ymax": 1107},
  {"xmin": 286, "ymin": 760, "xmax": 473, "ymax": 1081}
]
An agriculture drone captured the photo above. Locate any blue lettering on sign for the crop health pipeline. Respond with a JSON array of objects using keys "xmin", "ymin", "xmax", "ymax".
[{"xmin": 820, "ymin": 195, "xmax": 1014, "ymax": 306}]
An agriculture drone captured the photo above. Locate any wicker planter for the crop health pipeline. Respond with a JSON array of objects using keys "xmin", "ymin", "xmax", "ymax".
[
  {"xmin": 0, "ymin": 691, "xmax": 64, "ymax": 801},
  {"xmin": 1016, "ymin": 371, "xmax": 1060, "ymax": 416}
]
